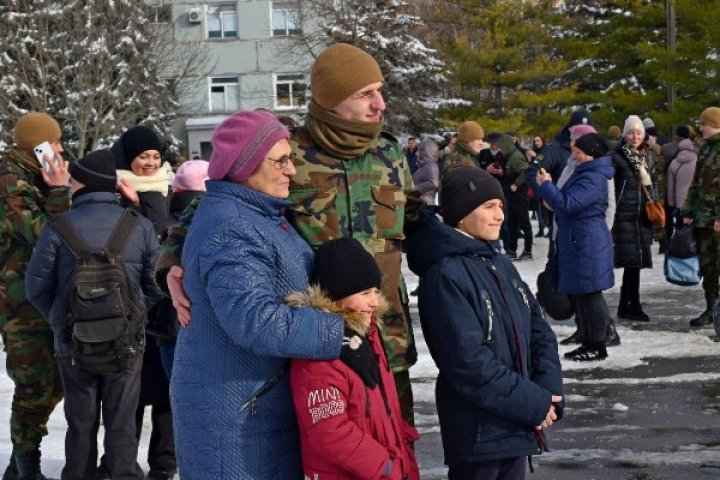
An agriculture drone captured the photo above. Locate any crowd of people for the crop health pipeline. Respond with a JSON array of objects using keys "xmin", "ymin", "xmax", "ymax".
[{"xmin": 0, "ymin": 40, "xmax": 718, "ymax": 480}]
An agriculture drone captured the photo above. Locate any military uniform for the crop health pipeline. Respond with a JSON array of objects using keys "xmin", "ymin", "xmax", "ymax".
[
  {"xmin": 683, "ymin": 134, "xmax": 720, "ymax": 303},
  {"xmin": 441, "ymin": 143, "xmax": 479, "ymax": 177},
  {"xmin": 0, "ymin": 149, "xmax": 68, "ymax": 458}
]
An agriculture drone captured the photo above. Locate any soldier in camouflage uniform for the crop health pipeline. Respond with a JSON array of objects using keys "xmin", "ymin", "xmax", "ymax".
[
  {"xmin": 441, "ymin": 120, "xmax": 485, "ymax": 176},
  {"xmin": 0, "ymin": 112, "xmax": 70, "ymax": 480},
  {"xmin": 682, "ymin": 107, "xmax": 720, "ymax": 328},
  {"xmin": 156, "ymin": 43, "xmax": 421, "ymax": 425}
]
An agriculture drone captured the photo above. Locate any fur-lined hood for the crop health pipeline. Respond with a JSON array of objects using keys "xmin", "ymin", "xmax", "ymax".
[{"xmin": 285, "ymin": 285, "xmax": 389, "ymax": 336}]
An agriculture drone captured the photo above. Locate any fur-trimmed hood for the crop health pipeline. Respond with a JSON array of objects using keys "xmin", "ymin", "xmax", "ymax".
[{"xmin": 285, "ymin": 285, "xmax": 389, "ymax": 336}]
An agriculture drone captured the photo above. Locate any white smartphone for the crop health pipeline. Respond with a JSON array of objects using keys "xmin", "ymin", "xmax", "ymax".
[{"xmin": 33, "ymin": 141, "xmax": 56, "ymax": 174}]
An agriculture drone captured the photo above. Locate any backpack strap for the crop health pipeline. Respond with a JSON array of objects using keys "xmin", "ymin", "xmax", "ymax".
[
  {"xmin": 48, "ymin": 209, "xmax": 142, "ymax": 258},
  {"xmin": 48, "ymin": 215, "xmax": 91, "ymax": 258},
  {"xmin": 105, "ymin": 209, "xmax": 142, "ymax": 256}
]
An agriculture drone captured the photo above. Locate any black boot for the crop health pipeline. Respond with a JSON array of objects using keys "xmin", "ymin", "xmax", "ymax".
[
  {"xmin": 14, "ymin": 450, "xmax": 47, "ymax": 480},
  {"xmin": 605, "ymin": 319, "xmax": 621, "ymax": 347},
  {"xmin": 2, "ymin": 455, "xmax": 17, "ymax": 480},
  {"xmin": 690, "ymin": 293, "xmax": 717, "ymax": 328},
  {"xmin": 559, "ymin": 329, "xmax": 582, "ymax": 345},
  {"xmin": 616, "ymin": 283, "xmax": 631, "ymax": 318},
  {"xmin": 564, "ymin": 342, "xmax": 608, "ymax": 362}
]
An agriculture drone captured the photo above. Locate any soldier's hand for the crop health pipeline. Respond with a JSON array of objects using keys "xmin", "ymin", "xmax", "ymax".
[
  {"xmin": 714, "ymin": 219, "xmax": 720, "ymax": 232},
  {"xmin": 168, "ymin": 265, "xmax": 192, "ymax": 326},
  {"xmin": 41, "ymin": 152, "xmax": 70, "ymax": 187},
  {"xmin": 683, "ymin": 217, "xmax": 693, "ymax": 226}
]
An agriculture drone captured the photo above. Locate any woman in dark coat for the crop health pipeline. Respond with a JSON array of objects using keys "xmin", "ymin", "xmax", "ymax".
[
  {"xmin": 407, "ymin": 166, "xmax": 564, "ymax": 480},
  {"xmin": 112, "ymin": 125, "xmax": 177, "ymax": 480},
  {"xmin": 611, "ymin": 116, "xmax": 658, "ymax": 323},
  {"xmin": 536, "ymin": 133, "xmax": 615, "ymax": 361}
]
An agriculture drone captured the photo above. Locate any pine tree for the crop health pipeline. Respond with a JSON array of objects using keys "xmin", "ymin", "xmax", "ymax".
[
  {"xmin": 553, "ymin": 0, "xmax": 720, "ymax": 134},
  {"xmin": 429, "ymin": 0, "xmax": 572, "ymax": 138}
]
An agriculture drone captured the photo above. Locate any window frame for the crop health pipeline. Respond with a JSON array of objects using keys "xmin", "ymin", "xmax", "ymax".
[
  {"xmin": 271, "ymin": 2, "xmax": 302, "ymax": 37},
  {"xmin": 209, "ymin": 76, "xmax": 240, "ymax": 113},
  {"xmin": 207, "ymin": 3, "xmax": 238, "ymax": 39},
  {"xmin": 274, "ymin": 73, "xmax": 306, "ymax": 110}
]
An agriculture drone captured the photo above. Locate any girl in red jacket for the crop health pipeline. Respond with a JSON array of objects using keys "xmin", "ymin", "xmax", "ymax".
[{"xmin": 288, "ymin": 238, "xmax": 420, "ymax": 480}]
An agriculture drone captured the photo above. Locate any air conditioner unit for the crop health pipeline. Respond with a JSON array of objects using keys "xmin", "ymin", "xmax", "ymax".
[{"xmin": 188, "ymin": 8, "xmax": 202, "ymax": 24}]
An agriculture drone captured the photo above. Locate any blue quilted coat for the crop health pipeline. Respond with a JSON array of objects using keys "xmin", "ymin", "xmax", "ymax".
[
  {"xmin": 170, "ymin": 181, "xmax": 344, "ymax": 479},
  {"xmin": 536, "ymin": 156, "xmax": 615, "ymax": 294}
]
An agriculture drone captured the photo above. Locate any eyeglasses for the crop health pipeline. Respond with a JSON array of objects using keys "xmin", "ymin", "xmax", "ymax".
[{"xmin": 265, "ymin": 153, "xmax": 297, "ymax": 169}]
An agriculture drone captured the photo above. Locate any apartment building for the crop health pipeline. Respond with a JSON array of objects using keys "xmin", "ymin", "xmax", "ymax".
[{"xmin": 150, "ymin": 1, "xmax": 313, "ymax": 159}]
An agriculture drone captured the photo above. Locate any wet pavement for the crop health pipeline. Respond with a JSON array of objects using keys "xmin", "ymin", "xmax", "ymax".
[{"xmin": 410, "ymin": 277, "xmax": 720, "ymax": 479}]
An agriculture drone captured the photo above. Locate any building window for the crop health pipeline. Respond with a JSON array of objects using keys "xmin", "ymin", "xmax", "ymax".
[
  {"xmin": 209, "ymin": 76, "xmax": 239, "ymax": 112},
  {"xmin": 149, "ymin": 3, "xmax": 172, "ymax": 24},
  {"xmin": 272, "ymin": 2, "xmax": 302, "ymax": 36},
  {"xmin": 275, "ymin": 74, "xmax": 306, "ymax": 109},
  {"xmin": 207, "ymin": 4, "xmax": 237, "ymax": 38}
]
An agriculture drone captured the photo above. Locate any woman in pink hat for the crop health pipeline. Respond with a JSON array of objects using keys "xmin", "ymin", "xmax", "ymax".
[{"xmin": 170, "ymin": 111, "xmax": 345, "ymax": 479}]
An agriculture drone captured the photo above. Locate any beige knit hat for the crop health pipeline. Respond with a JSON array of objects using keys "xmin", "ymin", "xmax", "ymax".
[
  {"xmin": 310, "ymin": 43, "xmax": 384, "ymax": 110},
  {"xmin": 623, "ymin": 115, "xmax": 645, "ymax": 136},
  {"xmin": 14, "ymin": 112, "xmax": 62, "ymax": 153},
  {"xmin": 457, "ymin": 121, "xmax": 485, "ymax": 144},
  {"xmin": 700, "ymin": 107, "xmax": 720, "ymax": 129}
]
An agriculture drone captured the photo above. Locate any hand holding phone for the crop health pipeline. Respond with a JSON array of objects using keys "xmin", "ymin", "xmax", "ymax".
[
  {"xmin": 33, "ymin": 141, "xmax": 56, "ymax": 174},
  {"xmin": 33, "ymin": 141, "xmax": 70, "ymax": 186}
]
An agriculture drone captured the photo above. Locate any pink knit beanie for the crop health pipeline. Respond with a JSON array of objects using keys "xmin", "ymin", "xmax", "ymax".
[
  {"xmin": 568, "ymin": 124, "xmax": 597, "ymax": 140},
  {"xmin": 208, "ymin": 111, "xmax": 290, "ymax": 184},
  {"xmin": 172, "ymin": 160, "xmax": 209, "ymax": 192}
]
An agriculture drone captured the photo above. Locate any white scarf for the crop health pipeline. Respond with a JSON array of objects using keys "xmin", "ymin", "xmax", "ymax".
[{"xmin": 116, "ymin": 163, "xmax": 172, "ymax": 196}]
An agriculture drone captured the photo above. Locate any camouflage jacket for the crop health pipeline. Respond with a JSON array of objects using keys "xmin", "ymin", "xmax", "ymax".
[
  {"xmin": 0, "ymin": 149, "xmax": 70, "ymax": 323},
  {"xmin": 683, "ymin": 134, "xmax": 720, "ymax": 227},
  {"xmin": 441, "ymin": 143, "xmax": 479, "ymax": 176},
  {"xmin": 155, "ymin": 128, "xmax": 421, "ymax": 372}
]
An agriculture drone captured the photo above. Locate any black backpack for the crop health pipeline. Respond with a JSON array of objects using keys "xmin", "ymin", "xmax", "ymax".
[{"xmin": 49, "ymin": 209, "xmax": 146, "ymax": 374}]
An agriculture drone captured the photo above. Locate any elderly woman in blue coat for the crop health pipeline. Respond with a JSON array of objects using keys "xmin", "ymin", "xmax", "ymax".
[
  {"xmin": 170, "ymin": 111, "xmax": 344, "ymax": 479},
  {"xmin": 407, "ymin": 166, "xmax": 563, "ymax": 480},
  {"xmin": 536, "ymin": 133, "xmax": 615, "ymax": 361}
]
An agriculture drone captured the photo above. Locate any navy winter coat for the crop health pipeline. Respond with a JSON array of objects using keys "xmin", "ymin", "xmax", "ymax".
[
  {"xmin": 407, "ymin": 209, "xmax": 564, "ymax": 466},
  {"xmin": 611, "ymin": 142, "xmax": 657, "ymax": 269},
  {"xmin": 25, "ymin": 191, "xmax": 163, "ymax": 357},
  {"xmin": 536, "ymin": 156, "xmax": 615, "ymax": 294},
  {"xmin": 171, "ymin": 180, "xmax": 344, "ymax": 479}
]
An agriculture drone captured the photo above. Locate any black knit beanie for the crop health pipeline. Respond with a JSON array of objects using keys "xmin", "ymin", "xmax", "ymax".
[
  {"xmin": 112, "ymin": 126, "xmax": 162, "ymax": 170},
  {"xmin": 312, "ymin": 238, "xmax": 382, "ymax": 301},
  {"xmin": 441, "ymin": 166, "xmax": 505, "ymax": 228},
  {"xmin": 70, "ymin": 150, "xmax": 117, "ymax": 192},
  {"xmin": 568, "ymin": 109, "xmax": 591, "ymax": 127},
  {"xmin": 675, "ymin": 125, "xmax": 690, "ymax": 139},
  {"xmin": 574, "ymin": 133, "xmax": 609, "ymax": 159}
]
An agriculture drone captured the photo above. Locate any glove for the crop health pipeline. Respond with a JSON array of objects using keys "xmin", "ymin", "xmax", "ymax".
[{"xmin": 340, "ymin": 328, "xmax": 379, "ymax": 388}]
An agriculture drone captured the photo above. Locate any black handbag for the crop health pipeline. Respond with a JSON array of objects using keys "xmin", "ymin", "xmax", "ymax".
[
  {"xmin": 536, "ymin": 263, "xmax": 574, "ymax": 321},
  {"xmin": 667, "ymin": 224, "xmax": 698, "ymax": 259}
]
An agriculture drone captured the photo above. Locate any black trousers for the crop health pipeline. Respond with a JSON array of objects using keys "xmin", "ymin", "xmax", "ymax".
[
  {"xmin": 571, "ymin": 291, "xmax": 611, "ymax": 343},
  {"xmin": 506, "ymin": 191, "xmax": 532, "ymax": 254},
  {"xmin": 448, "ymin": 456, "xmax": 526, "ymax": 480},
  {"xmin": 58, "ymin": 359, "xmax": 143, "ymax": 480},
  {"xmin": 135, "ymin": 338, "xmax": 176, "ymax": 474}
]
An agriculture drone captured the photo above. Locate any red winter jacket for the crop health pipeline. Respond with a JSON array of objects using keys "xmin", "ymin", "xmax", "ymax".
[{"xmin": 289, "ymin": 290, "xmax": 419, "ymax": 480}]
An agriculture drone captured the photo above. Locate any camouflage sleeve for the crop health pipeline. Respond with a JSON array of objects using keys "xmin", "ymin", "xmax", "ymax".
[
  {"xmin": 0, "ymin": 171, "xmax": 69, "ymax": 248},
  {"xmin": 509, "ymin": 154, "xmax": 528, "ymax": 187},
  {"xmin": 154, "ymin": 196, "xmax": 199, "ymax": 294},
  {"xmin": 402, "ymin": 147, "xmax": 425, "ymax": 237}
]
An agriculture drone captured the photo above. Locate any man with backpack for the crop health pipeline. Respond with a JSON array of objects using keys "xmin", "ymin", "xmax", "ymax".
[{"xmin": 25, "ymin": 150, "xmax": 164, "ymax": 480}]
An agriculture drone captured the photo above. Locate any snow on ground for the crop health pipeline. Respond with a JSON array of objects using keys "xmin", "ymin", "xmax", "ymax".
[{"xmin": 1, "ymin": 230, "xmax": 717, "ymax": 476}]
